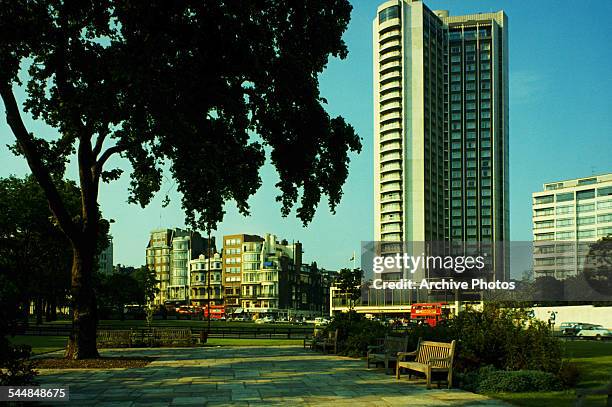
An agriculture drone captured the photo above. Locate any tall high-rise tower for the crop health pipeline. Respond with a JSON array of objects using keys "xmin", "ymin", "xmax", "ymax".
[{"xmin": 373, "ymin": 0, "xmax": 509, "ymax": 279}]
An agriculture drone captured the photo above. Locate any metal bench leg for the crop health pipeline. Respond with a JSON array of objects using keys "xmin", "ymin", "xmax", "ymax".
[
  {"xmin": 396, "ymin": 364, "xmax": 401, "ymax": 379},
  {"xmin": 426, "ymin": 365, "xmax": 432, "ymax": 390},
  {"xmin": 447, "ymin": 370, "xmax": 453, "ymax": 389}
]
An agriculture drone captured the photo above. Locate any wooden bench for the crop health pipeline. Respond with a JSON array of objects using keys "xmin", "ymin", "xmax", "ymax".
[
  {"xmin": 312, "ymin": 329, "xmax": 339, "ymax": 354},
  {"xmin": 396, "ymin": 339, "xmax": 456, "ymax": 389},
  {"xmin": 152, "ymin": 328, "xmax": 193, "ymax": 347},
  {"xmin": 97, "ymin": 330, "xmax": 132, "ymax": 348},
  {"xmin": 575, "ymin": 375, "xmax": 612, "ymax": 407},
  {"xmin": 367, "ymin": 335, "xmax": 409, "ymax": 373}
]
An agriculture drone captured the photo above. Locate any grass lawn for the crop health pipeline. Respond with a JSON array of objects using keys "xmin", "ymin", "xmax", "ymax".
[
  {"xmin": 491, "ymin": 341, "xmax": 612, "ymax": 407},
  {"xmin": 8, "ymin": 335, "xmax": 302, "ymax": 354},
  {"xmin": 33, "ymin": 318, "xmax": 305, "ymax": 330}
]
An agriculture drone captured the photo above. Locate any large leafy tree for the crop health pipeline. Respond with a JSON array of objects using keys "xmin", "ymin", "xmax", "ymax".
[
  {"xmin": 0, "ymin": 176, "xmax": 77, "ymax": 325},
  {"xmin": 0, "ymin": 1, "xmax": 360, "ymax": 358}
]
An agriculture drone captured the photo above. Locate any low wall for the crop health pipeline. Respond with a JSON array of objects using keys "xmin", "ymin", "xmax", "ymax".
[{"xmin": 532, "ymin": 305, "xmax": 612, "ymax": 329}]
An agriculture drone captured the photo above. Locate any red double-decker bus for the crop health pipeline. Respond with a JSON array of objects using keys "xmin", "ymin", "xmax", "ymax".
[
  {"xmin": 410, "ymin": 302, "xmax": 449, "ymax": 327},
  {"xmin": 203, "ymin": 305, "xmax": 225, "ymax": 320}
]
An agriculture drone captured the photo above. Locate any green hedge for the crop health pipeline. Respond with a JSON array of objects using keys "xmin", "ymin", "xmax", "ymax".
[
  {"xmin": 323, "ymin": 312, "xmax": 390, "ymax": 357},
  {"xmin": 459, "ymin": 366, "xmax": 562, "ymax": 393}
]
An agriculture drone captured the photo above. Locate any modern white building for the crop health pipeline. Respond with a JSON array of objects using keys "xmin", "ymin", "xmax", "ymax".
[
  {"xmin": 532, "ymin": 173, "xmax": 612, "ymax": 279},
  {"xmin": 371, "ymin": 0, "xmax": 509, "ymax": 304},
  {"xmin": 373, "ymin": 0, "xmax": 508, "ymax": 252}
]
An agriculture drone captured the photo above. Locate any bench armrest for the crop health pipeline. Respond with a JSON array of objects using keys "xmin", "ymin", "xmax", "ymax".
[
  {"xmin": 397, "ymin": 350, "xmax": 417, "ymax": 361},
  {"xmin": 367, "ymin": 344, "xmax": 384, "ymax": 351}
]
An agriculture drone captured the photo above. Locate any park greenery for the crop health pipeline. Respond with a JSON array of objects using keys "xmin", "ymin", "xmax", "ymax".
[
  {"xmin": 0, "ymin": 1, "xmax": 359, "ymax": 359},
  {"xmin": 324, "ymin": 303, "xmax": 573, "ymax": 394}
]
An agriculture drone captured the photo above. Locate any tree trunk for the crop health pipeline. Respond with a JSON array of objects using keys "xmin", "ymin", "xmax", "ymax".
[
  {"xmin": 35, "ymin": 296, "xmax": 43, "ymax": 325},
  {"xmin": 50, "ymin": 297, "xmax": 57, "ymax": 321},
  {"xmin": 65, "ymin": 241, "xmax": 99, "ymax": 359}
]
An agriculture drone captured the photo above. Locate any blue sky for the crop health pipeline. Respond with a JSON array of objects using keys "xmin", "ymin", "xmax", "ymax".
[{"xmin": 1, "ymin": 1, "xmax": 611, "ymax": 271}]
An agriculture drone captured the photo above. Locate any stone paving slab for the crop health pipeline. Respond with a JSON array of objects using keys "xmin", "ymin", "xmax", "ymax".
[{"xmin": 36, "ymin": 346, "xmax": 510, "ymax": 406}]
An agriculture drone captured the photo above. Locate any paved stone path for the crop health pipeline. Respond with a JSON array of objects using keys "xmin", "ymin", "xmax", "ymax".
[{"xmin": 37, "ymin": 346, "xmax": 509, "ymax": 406}]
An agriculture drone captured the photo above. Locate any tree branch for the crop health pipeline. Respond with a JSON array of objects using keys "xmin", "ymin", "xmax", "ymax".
[
  {"xmin": 95, "ymin": 145, "xmax": 123, "ymax": 175},
  {"xmin": 92, "ymin": 130, "xmax": 108, "ymax": 158},
  {"xmin": 0, "ymin": 83, "xmax": 78, "ymax": 240}
]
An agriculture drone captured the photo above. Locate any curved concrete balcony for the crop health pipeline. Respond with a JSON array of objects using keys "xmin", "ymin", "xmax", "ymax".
[
  {"xmin": 379, "ymin": 69, "xmax": 401, "ymax": 84},
  {"xmin": 381, "ymin": 182, "xmax": 402, "ymax": 193},
  {"xmin": 380, "ymin": 215, "xmax": 402, "ymax": 224},
  {"xmin": 380, "ymin": 172, "xmax": 402, "ymax": 184},
  {"xmin": 380, "ymin": 142, "xmax": 401, "ymax": 154},
  {"xmin": 378, "ymin": 18, "xmax": 401, "ymax": 32},
  {"xmin": 380, "ymin": 59, "xmax": 401, "ymax": 74},
  {"xmin": 380, "ymin": 163, "xmax": 401, "ymax": 174},
  {"xmin": 379, "ymin": 131, "xmax": 401, "ymax": 144},
  {"xmin": 380, "ymin": 100, "xmax": 402, "ymax": 114},
  {"xmin": 380, "ymin": 110, "xmax": 401, "ymax": 123},
  {"xmin": 380, "ymin": 205, "xmax": 402, "ymax": 215},
  {"xmin": 380, "ymin": 152, "xmax": 402, "ymax": 164},
  {"xmin": 380, "ymin": 90, "xmax": 402, "ymax": 104},
  {"xmin": 380, "ymin": 80, "xmax": 401, "ymax": 93},
  {"xmin": 380, "ymin": 121, "xmax": 401, "ymax": 133},
  {"xmin": 381, "ymin": 232, "xmax": 403, "ymax": 241},
  {"xmin": 379, "ymin": 39, "xmax": 401, "ymax": 53},
  {"xmin": 379, "ymin": 29, "xmax": 401, "ymax": 43},
  {"xmin": 379, "ymin": 49, "xmax": 401, "ymax": 64},
  {"xmin": 381, "ymin": 223, "xmax": 402, "ymax": 233}
]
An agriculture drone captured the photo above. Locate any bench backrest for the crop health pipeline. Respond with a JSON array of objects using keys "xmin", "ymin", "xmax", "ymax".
[
  {"xmin": 415, "ymin": 340, "xmax": 456, "ymax": 368},
  {"xmin": 153, "ymin": 328, "xmax": 192, "ymax": 339},
  {"xmin": 383, "ymin": 335, "xmax": 409, "ymax": 354},
  {"xmin": 98, "ymin": 330, "xmax": 131, "ymax": 339}
]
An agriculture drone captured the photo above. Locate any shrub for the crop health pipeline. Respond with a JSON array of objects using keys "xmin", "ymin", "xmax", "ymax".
[
  {"xmin": 325, "ymin": 312, "xmax": 390, "ymax": 357},
  {"xmin": 475, "ymin": 368, "xmax": 562, "ymax": 393},
  {"xmin": 557, "ymin": 360, "xmax": 581, "ymax": 388},
  {"xmin": 445, "ymin": 304, "xmax": 562, "ymax": 374},
  {"xmin": 0, "ymin": 344, "xmax": 37, "ymax": 386}
]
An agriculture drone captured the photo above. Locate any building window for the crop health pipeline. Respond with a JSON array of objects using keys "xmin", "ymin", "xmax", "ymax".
[
  {"xmin": 577, "ymin": 216, "xmax": 595, "ymax": 226},
  {"xmin": 556, "ymin": 218, "xmax": 574, "ymax": 227},
  {"xmin": 598, "ymin": 186, "xmax": 612, "ymax": 197},
  {"xmin": 576, "ymin": 189, "xmax": 595, "ymax": 200},
  {"xmin": 379, "ymin": 5, "xmax": 400, "ymax": 23},
  {"xmin": 556, "ymin": 192, "xmax": 574, "ymax": 202},
  {"xmin": 556, "ymin": 231, "xmax": 574, "ymax": 240},
  {"xmin": 535, "ymin": 195, "xmax": 554, "ymax": 205},
  {"xmin": 577, "ymin": 203, "xmax": 595, "ymax": 213},
  {"xmin": 598, "ymin": 226, "xmax": 612, "ymax": 237},
  {"xmin": 577, "ymin": 229, "xmax": 595, "ymax": 239},
  {"xmin": 598, "ymin": 199, "xmax": 612, "ymax": 210},
  {"xmin": 598, "ymin": 213, "xmax": 612, "ymax": 223}
]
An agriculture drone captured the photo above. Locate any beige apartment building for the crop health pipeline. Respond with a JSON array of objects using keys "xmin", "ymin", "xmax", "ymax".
[
  {"xmin": 533, "ymin": 173, "xmax": 612, "ymax": 279},
  {"xmin": 222, "ymin": 234, "xmax": 263, "ymax": 313},
  {"xmin": 190, "ymin": 252, "xmax": 223, "ymax": 306},
  {"xmin": 146, "ymin": 228, "xmax": 212, "ymax": 305},
  {"xmin": 367, "ymin": 0, "xmax": 509, "ymax": 313}
]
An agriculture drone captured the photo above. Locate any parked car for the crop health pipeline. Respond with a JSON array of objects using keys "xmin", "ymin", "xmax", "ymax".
[
  {"xmin": 559, "ymin": 322, "xmax": 581, "ymax": 335},
  {"xmin": 577, "ymin": 325, "xmax": 612, "ymax": 340},
  {"xmin": 255, "ymin": 316, "xmax": 275, "ymax": 324},
  {"xmin": 563, "ymin": 322, "xmax": 599, "ymax": 336},
  {"xmin": 314, "ymin": 317, "xmax": 330, "ymax": 326}
]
